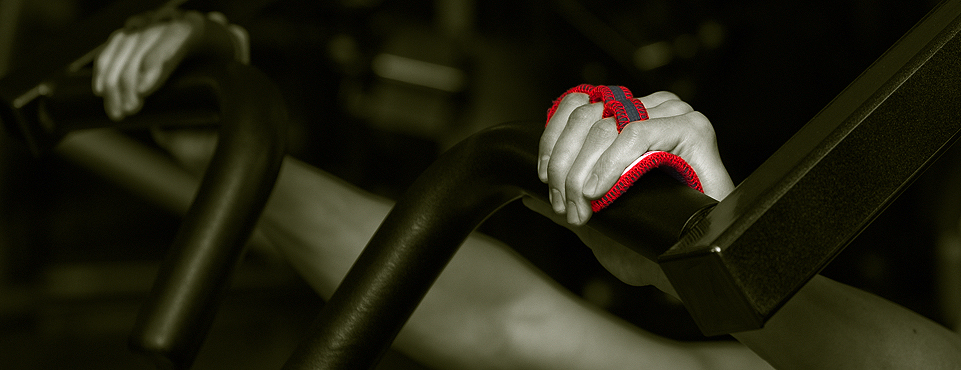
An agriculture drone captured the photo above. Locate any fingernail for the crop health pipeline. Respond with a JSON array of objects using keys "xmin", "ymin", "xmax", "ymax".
[
  {"xmin": 584, "ymin": 174, "xmax": 599, "ymax": 197},
  {"xmin": 551, "ymin": 188, "xmax": 565, "ymax": 213},
  {"xmin": 566, "ymin": 201, "xmax": 580, "ymax": 224}
]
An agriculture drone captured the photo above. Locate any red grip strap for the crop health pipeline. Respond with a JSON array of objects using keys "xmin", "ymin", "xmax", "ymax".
[{"xmin": 546, "ymin": 84, "xmax": 703, "ymax": 212}]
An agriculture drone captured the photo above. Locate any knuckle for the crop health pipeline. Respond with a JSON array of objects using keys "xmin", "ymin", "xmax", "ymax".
[
  {"xmin": 568, "ymin": 103, "xmax": 601, "ymax": 123},
  {"xmin": 657, "ymin": 99, "xmax": 694, "ymax": 116},
  {"xmin": 564, "ymin": 166, "xmax": 585, "ymax": 191},
  {"xmin": 684, "ymin": 111, "xmax": 716, "ymax": 139},
  {"xmin": 560, "ymin": 92, "xmax": 590, "ymax": 108},
  {"xmin": 546, "ymin": 159, "xmax": 568, "ymax": 183},
  {"xmin": 538, "ymin": 135, "xmax": 556, "ymax": 154},
  {"xmin": 594, "ymin": 151, "xmax": 620, "ymax": 179},
  {"xmin": 652, "ymin": 90, "xmax": 681, "ymax": 101},
  {"xmin": 565, "ymin": 177, "xmax": 581, "ymax": 194},
  {"xmin": 588, "ymin": 119, "xmax": 618, "ymax": 139},
  {"xmin": 620, "ymin": 120, "xmax": 655, "ymax": 141}
]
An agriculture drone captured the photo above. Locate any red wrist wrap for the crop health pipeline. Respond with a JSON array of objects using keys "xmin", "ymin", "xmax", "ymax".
[{"xmin": 546, "ymin": 84, "xmax": 703, "ymax": 212}]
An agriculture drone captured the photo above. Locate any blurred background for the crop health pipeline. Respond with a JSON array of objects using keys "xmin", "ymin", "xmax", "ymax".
[{"xmin": 0, "ymin": 0, "xmax": 959, "ymax": 368}]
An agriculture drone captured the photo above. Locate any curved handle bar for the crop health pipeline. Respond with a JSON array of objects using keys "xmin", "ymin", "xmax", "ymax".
[
  {"xmin": 128, "ymin": 62, "xmax": 287, "ymax": 369},
  {"xmin": 282, "ymin": 120, "xmax": 716, "ymax": 369},
  {"xmin": 4, "ymin": 62, "xmax": 288, "ymax": 369}
]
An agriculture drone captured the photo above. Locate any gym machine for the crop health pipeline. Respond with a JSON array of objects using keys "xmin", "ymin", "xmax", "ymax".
[{"xmin": 3, "ymin": 0, "xmax": 961, "ymax": 368}]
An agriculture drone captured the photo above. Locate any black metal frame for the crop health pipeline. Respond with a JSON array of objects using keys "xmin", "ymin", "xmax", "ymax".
[{"xmin": 659, "ymin": 0, "xmax": 961, "ymax": 335}]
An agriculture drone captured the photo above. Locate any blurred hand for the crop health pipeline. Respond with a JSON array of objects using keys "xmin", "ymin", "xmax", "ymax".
[{"xmin": 93, "ymin": 7, "xmax": 248, "ymax": 121}]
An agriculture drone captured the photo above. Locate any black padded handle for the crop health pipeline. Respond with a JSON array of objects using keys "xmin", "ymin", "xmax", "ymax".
[{"xmin": 124, "ymin": 62, "xmax": 287, "ymax": 369}]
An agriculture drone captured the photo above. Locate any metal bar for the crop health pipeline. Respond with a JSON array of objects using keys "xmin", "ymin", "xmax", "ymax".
[
  {"xmin": 123, "ymin": 62, "xmax": 287, "ymax": 369},
  {"xmin": 658, "ymin": 0, "xmax": 961, "ymax": 335},
  {"xmin": 281, "ymin": 120, "xmax": 717, "ymax": 369}
]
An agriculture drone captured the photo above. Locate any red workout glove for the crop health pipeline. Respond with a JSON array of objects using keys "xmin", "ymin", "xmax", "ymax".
[{"xmin": 546, "ymin": 84, "xmax": 703, "ymax": 212}]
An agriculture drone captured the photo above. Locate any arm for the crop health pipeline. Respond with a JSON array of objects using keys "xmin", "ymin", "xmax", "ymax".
[
  {"xmin": 540, "ymin": 89, "xmax": 961, "ymax": 369},
  {"xmin": 734, "ymin": 275, "xmax": 961, "ymax": 369}
]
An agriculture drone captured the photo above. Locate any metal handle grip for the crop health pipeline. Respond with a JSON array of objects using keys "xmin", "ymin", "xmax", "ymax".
[{"xmin": 125, "ymin": 62, "xmax": 287, "ymax": 369}]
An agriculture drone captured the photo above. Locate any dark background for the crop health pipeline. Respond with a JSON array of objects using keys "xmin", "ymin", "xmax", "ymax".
[{"xmin": 0, "ymin": 0, "xmax": 957, "ymax": 368}]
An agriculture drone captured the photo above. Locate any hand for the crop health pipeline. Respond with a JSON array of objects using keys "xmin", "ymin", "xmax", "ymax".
[
  {"xmin": 529, "ymin": 89, "xmax": 734, "ymax": 290},
  {"xmin": 537, "ymin": 90, "xmax": 734, "ymax": 226},
  {"xmin": 93, "ymin": 7, "xmax": 249, "ymax": 121}
]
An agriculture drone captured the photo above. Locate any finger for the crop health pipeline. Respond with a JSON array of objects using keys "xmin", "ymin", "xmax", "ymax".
[
  {"xmin": 101, "ymin": 33, "xmax": 141, "ymax": 120},
  {"xmin": 644, "ymin": 98, "xmax": 693, "ymax": 119},
  {"xmin": 546, "ymin": 102, "xmax": 604, "ymax": 214},
  {"xmin": 539, "ymin": 92, "xmax": 589, "ymax": 182},
  {"xmin": 666, "ymin": 111, "xmax": 735, "ymax": 200},
  {"xmin": 585, "ymin": 115, "xmax": 691, "ymax": 200},
  {"xmin": 119, "ymin": 24, "xmax": 166, "ymax": 117},
  {"xmin": 94, "ymin": 31, "xmax": 127, "ymax": 96},
  {"xmin": 138, "ymin": 17, "xmax": 196, "ymax": 95},
  {"xmin": 563, "ymin": 118, "xmax": 618, "ymax": 225},
  {"xmin": 637, "ymin": 91, "xmax": 681, "ymax": 110}
]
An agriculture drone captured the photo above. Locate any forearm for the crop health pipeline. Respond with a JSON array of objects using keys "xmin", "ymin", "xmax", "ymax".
[
  {"xmin": 256, "ymin": 157, "xmax": 392, "ymax": 298},
  {"xmin": 398, "ymin": 233, "xmax": 721, "ymax": 370},
  {"xmin": 733, "ymin": 274, "xmax": 961, "ymax": 369}
]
